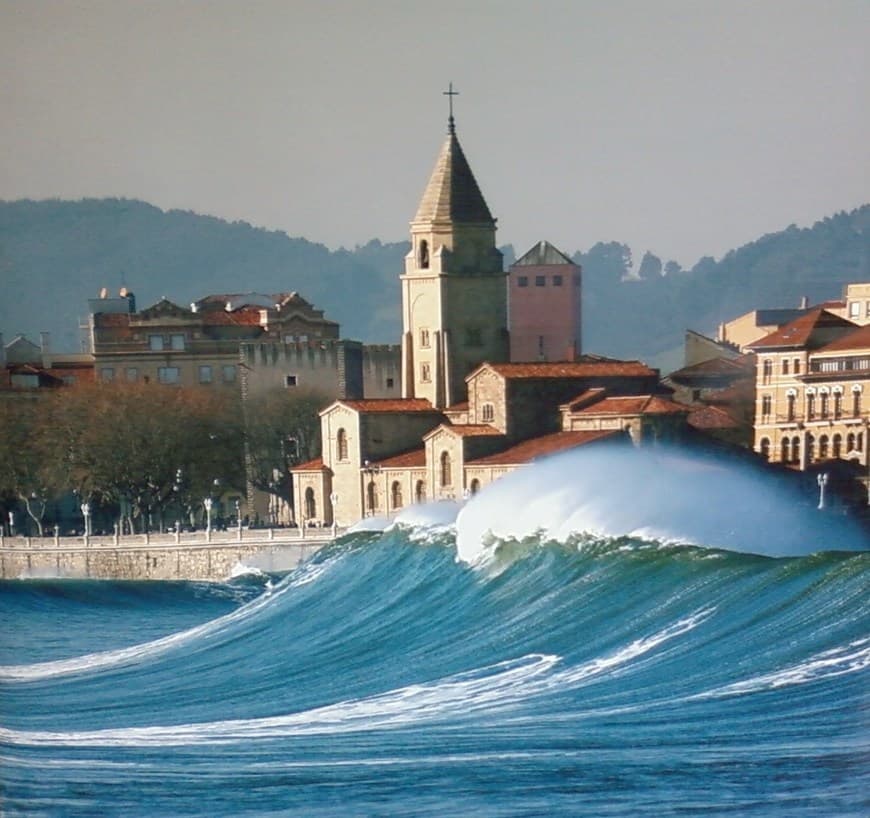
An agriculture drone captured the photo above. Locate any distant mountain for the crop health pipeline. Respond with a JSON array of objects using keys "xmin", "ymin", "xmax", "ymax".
[
  {"xmin": 0, "ymin": 198, "xmax": 408, "ymax": 351},
  {"xmin": 1, "ymin": 199, "xmax": 868, "ymax": 369}
]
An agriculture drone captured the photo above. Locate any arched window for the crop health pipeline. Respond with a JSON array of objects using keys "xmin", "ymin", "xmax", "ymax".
[
  {"xmin": 419, "ymin": 239, "xmax": 429, "ymax": 269},
  {"xmin": 421, "ymin": 362, "xmax": 431, "ymax": 382},
  {"xmin": 420, "ymin": 328, "xmax": 430, "ymax": 348},
  {"xmin": 833, "ymin": 433, "xmax": 842, "ymax": 459},
  {"xmin": 782, "ymin": 358, "xmax": 789, "ymax": 375},
  {"xmin": 304, "ymin": 487, "xmax": 316, "ymax": 521},
  {"xmin": 366, "ymin": 481, "xmax": 378, "ymax": 515},
  {"xmin": 786, "ymin": 390, "xmax": 797, "ymax": 422},
  {"xmin": 781, "ymin": 438, "xmax": 790, "ymax": 462},
  {"xmin": 469, "ymin": 478, "xmax": 481, "ymax": 495},
  {"xmin": 762, "ymin": 359, "xmax": 772, "ymax": 384},
  {"xmin": 806, "ymin": 434, "xmax": 815, "ymax": 463},
  {"xmin": 391, "ymin": 481, "xmax": 403, "ymax": 510},
  {"xmin": 337, "ymin": 428, "xmax": 348, "ymax": 461},
  {"xmin": 819, "ymin": 434, "xmax": 829, "ymax": 460},
  {"xmin": 415, "ymin": 480, "xmax": 426, "ymax": 503},
  {"xmin": 791, "ymin": 435, "xmax": 801, "ymax": 464},
  {"xmin": 819, "ymin": 389, "xmax": 830, "ymax": 419},
  {"xmin": 859, "ymin": 432, "xmax": 864, "ymax": 453},
  {"xmin": 481, "ymin": 403, "xmax": 494, "ymax": 423},
  {"xmin": 852, "ymin": 385, "xmax": 862, "ymax": 417},
  {"xmin": 440, "ymin": 451, "xmax": 452, "ymax": 487},
  {"xmin": 760, "ymin": 438, "xmax": 771, "ymax": 460},
  {"xmin": 806, "ymin": 390, "xmax": 816, "ymax": 421},
  {"xmin": 847, "ymin": 432, "xmax": 856, "ymax": 453},
  {"xmin": 833, "ymin": 388, "xmax": 843, "ymax": 419}
]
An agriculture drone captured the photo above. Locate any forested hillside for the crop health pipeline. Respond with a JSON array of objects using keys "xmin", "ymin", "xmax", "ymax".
[{"xmin": 1, "ymin": 198, "xmax": 867, "ymax": 370}]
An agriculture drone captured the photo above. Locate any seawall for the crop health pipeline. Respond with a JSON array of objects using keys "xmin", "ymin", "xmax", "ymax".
[{"xmin": 0, "ymin": 529, "xmax": 339, "ymax": 582}]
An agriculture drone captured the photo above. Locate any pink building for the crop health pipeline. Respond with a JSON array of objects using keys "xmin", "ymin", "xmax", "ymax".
[{"xmin": 508, "ymin": 241, "xmax": 581, "ymax": 362}]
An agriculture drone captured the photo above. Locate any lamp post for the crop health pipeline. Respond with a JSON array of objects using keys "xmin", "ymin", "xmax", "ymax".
[
  {"xmin": 330, "ymin": 492, "xmax": 338, "ymax": 537},
  {"xmin": 204, "ymin": 497, "xmax": 213, "ymax": 539},
  {"xmin": 817, "ymin": 472, "xmax": 829, "ymax": 510},
  {"xmin": 80, "ymin": 502, "xmax": 91, "ymax": 538}
]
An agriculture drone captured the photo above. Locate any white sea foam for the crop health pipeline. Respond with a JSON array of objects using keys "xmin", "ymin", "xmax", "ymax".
[
  {"xmin": 699, "ymin": 636, "xmax": 870, "ymax": 699},
  {"xmin": 0, "ymin": 609, "xmax": 707, "ymax": 748},
  {"xmin": 455, "ymin": 445, "xmax": 868, "ymax": 563}
]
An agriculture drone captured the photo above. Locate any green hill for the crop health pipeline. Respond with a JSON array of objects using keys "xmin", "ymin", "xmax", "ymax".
[{"xmin": 1, "ymin": 198, "xmax": 867, "ymax": 366}]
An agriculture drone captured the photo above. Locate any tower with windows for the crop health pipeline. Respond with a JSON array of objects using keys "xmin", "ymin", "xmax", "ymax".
[{"xmin": 400, "ymin": 90, "xmax": 509, "ymax": 408}]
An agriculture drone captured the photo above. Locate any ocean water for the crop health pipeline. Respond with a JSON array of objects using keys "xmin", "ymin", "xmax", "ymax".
[{"xmin": 1, "ymin": 447, "xmax": 868, "ymax": 817}]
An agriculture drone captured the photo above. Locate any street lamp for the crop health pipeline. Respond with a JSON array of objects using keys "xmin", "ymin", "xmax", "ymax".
[
  {"xmin": 80, "ymin": 502, "xmax": 91, "ymax": 537},
  {"xmin": 817, "ymin": 472, "xmax": 829, "ymax": 510},
  {"xmin": 204, "ymin": 497, "xmax": 214, "ymax": 535},
  {"xmin": 330, "ymin": 492, "xmax": 338, "ymax": 537}
]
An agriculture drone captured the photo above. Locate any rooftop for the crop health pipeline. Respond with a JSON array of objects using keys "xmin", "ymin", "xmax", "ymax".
[
  {"xmin": 468, "ymin": 429, "xmax": 622, "ymax": 467},
  {"xmin": 749, "ymin": 308, "xmax": 856, "ymax": 350},
  {"xmin": 336, "ymin": 398, "xmax": 438, "ymax": 414},
  {"xmin": 480, "ymin": 358, "xmax": 657, "ymax": 380}
]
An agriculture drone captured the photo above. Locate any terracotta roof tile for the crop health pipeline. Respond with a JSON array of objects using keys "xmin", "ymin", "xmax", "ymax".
[
  {"xmin": 338, "ymin": 398, "xmax": 437, "ymax": 413},
  {"xmin": 469, "ymin": 429, "xmax": 622, "ymax": 467},
  {"xmin": 667, "ymin": 356, "xmax": 754, "ymax": 381},
  {"xmin": 748, "ymin": 308, "xmax": 856, "ymax": 350},
  {"xmin": 376, "ymin": 448, "xmax": 426, "ymax": 468},
  {"xmin": 815, "ymin": 323, "xmax": 870, "ymax": 354},
  {"xmin": 567, "ymin": 394, "xmax": 688, "ymax": 416},
  {"xmin": 292, "ymin": 457, "xmax": 324, "ymax": 471},
  {"xmin": 687, "ymin": 405, "xmax": 741, "ymax": 430},
  {"xmin": 426, "ymin": 423, "xmax": 503, "ymax": 439},
  {"xmin": 483, "ymin": 360, "xmax": 657, "ymax": 379}
]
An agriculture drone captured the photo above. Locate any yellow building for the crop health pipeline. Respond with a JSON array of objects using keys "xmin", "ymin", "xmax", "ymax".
[{"xmin": 749, "ymin": 307, "xmax": 870, "ymax": 468}]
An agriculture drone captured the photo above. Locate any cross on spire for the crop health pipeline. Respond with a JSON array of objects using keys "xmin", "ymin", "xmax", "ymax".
[{"xmin": 443, "ymin": 82, "xmax": 459, "ymax": 134}]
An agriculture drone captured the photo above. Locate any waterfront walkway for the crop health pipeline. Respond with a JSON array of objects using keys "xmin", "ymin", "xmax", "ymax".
[{"xmin": 0, "ymin": 527, "xmax": 343, "ymax": 582}]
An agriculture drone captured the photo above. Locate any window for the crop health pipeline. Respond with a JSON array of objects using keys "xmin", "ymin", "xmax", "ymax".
[
  {"xmin": 786, "ymin": 392, "xmax": 796, "ymax": 422},
  {"xmin": 304, "ymin": 487, "xmax": 316, "ymax": 521},
  {"xmin": 337, "ymin": 428, "xmax": 348, "ymax": 461},
  {"xmin": 833, "ymin": 434, "xmax": 842, "ymax": 459},
  {"xmin": 198, "ymin": 365, "xmax": 213, "ymax": 384},
  {"xmin": 820, "ymin": 390, "xmax": 830, "ymax": 419},
  {"xmin": 535, "ymin": 275, "xmax": 546, "ymax": 287},
  {"xmin": 782, "ymin": 359, "xmax": 789, "ymax": 375},
  {"xmin": 100, "ymin": 367, "xmax": 115, "ymax": 382},
  {"xmin": 834, "ymin": 389, "xmax": 843, "ymax": 419},
  {"xmin": 420, "ymin": 329, "xmax": 430, "ymax": 348},
  {"xmin": 553, "ymin": 275, "xmax": 563, "ymax": 286},
  {"xmin": 481, "ymin": 403, "xmax": 494, "ymax": 423},
  {"xmin": 170, "ymin": 334, "xmax": 185, "ymax": 351},
  {"xmin": 285, "ymin": 374, "xmax": 298, "ymax": 387},
  {"xmin": 125, "ymin": 367, "xmax": 138, "ymax": 382},
  {"xmin": 158, "ymin": 366, "xmax": 180, "ymax": 384},
  {"xmin": 415, "ymin": 480, "xmax": 426, "ymax": 504},
  {"xmin": 819, "ymin": 435, "xmax": 829, "ymax": 460},
  {"xmin": 761, "ymin": 395, "xmax": 772, "ymax": 420},
  {"xmin": 866, "ymin": 301, "xmax": 870, "ymax": 317},
  {"xmin": 469, "ymin": 478, "xmax": 481, "ymax": 495},
  {"xmin": 465, "ymin": 327, "xmax": 482, "ymax": 347},
  {"xmin": 391, "ymin": 481, "xmax": 403, "ymax": 510},
  {"xmin": 781, "ymin": 438, "xmax": 790, "ymax": 462},
  {"xmin": 419, "ymin": 239, "xmax": 429, "ymax": 269},
  {"xmin": 440, "ymin": 451, "xmax": 452, "ymax": 487},
  {"xmin": 852, "ymin": 385, "xmax": 862, "ymax": 417},
  {"xmin": 791, "ymin": 436, "xmax": 800, "ymax": 463},
  {"xmin": 386, "ymin": 377, "xmax": 395, "ymax": 389},
  {"xmin": 762, "ymin": 359, "xmax": 772, "ymax": 384},
  {"xmin": 793, "ymin": 358, "xmax": 801, "ymax": 374},
  {"xmin": 759, "ymin": 438, "xmax": 771, "ymax": 460},
  {"xmin": 806, "ymin": 392, "xmax": 815, "ymax": 420},
  {"xmin": 421, "ymin": 363, "xmax": 431, "ymax": 382},
  {"xmin": 222, "ymin": 365, "xmax": 236, "ymax": 383},
  {"xmin": 149, "ymin": 335, "xmax": 164, "ymax": 351},
  {"xmin": 850, "ymin": 301, "xmax": 861, "ymax": 318},
  {"xmin": 366, "ymin": 481, "xmax": 378, "ymax": 514},
  {"xmin": 806, "ymin": 434, "xmax": 815, "ymax": 462},
  {"xmin": 517, "ymin": 276, "xmax": 529, "ymax": 288}
]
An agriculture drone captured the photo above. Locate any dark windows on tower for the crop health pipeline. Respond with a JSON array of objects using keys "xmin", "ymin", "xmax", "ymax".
[{"xmin": 419, "ymin": 239, "xmax": 429, "ymax": 269}]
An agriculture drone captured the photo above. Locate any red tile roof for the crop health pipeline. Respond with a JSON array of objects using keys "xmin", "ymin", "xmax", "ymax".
[
  {"xmin": 338, "ymin": 398, "xmax": 437, "ymax": 413},
  {"xmin": 468, "ymin": 429, "xmax": 622, "ymax": 466},
  {"xmin": 748, "ymin": 308, "xmax": 856, "ymax": 350},
  {"xmin": 815, "ymin": 323, "xmax": 870, "ymax": 354},
  {"xmin": 427, "ymin": 423, "xmax": 503, "ymax": 439},
  {"xmin": 292, "ymin": 457, "xmax": 325, "ymax": 471},
  {"xmin": 687, "ymin": 405, "xmax": 741, "ymax": 430},
  {"xmin": 200, "ymin": 309, "xmax": 264, "ymax": 326},
  {"xmin": 566, "ymin": 393, "xmax": 688, "ymax": 416},
  {"xmin": 376, "ymin": 448, "xmax": 426, "ymax": 468},
  {"xmin": 667, "ymin": 355, "xmax": 755, "ymax": 381},
  {"xmin": 481, "ymin": 360, "xmax": 657, "ymax": 379}
]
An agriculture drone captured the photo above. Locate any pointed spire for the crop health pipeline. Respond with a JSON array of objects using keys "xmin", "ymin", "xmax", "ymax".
[{"xmin": 413, "ymin": 90, "xmax": 495, "ymax": 225}]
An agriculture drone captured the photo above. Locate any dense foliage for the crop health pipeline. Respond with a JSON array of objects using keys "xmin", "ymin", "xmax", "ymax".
[{"xmin": 0, "ymin": 384, "xmax": 322, "ymax": 535}]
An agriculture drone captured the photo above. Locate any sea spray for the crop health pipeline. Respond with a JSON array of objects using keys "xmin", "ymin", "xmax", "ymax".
[{"xmin": 456, "ymin": 444, "xmax": 869, "ymax": 562}]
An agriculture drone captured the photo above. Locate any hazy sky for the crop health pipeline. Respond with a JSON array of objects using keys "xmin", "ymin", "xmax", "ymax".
[{"xmin": 2, "ymin": 0, "xmax": 867, "ymax": 268}]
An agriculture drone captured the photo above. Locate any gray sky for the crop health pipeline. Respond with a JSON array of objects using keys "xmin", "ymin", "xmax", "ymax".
[{"xmin": 1, "ymin": 0, "xmax": 867, "ymax": 268}]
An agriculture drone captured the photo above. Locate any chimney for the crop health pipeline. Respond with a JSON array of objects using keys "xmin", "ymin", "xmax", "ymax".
[
  {"xmin": 40, "ymin": 332, "xmax": 52, "ymax": 368},
  {"xmin": 800, "ymin": 296, "xmax": 809, "ymax": 309}
]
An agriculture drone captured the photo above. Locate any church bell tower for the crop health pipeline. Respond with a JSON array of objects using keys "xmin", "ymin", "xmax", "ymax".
[{"xmin": 400, "ymin": 86, "xmax": 509, "ymax": 409}]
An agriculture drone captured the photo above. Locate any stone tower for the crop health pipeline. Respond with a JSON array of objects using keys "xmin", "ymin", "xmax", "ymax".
[{"xmin": 400, "ymin": 104, "xmax": 509, "ymax": 408}]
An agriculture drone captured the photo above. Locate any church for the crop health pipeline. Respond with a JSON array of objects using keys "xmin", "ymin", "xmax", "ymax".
[{"xmin": 290, "ymin": 102, "xmax": 687, "ymax": 528}]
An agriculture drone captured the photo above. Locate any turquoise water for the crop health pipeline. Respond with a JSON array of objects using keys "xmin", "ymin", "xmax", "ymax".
[{"xmin": 1, "ymin": 532, "xmax": 868, "ymax": 817}]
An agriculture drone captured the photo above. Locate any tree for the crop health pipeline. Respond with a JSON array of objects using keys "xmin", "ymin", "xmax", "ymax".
[{"xmin": 637, "ymin": 251, "xmax": 663, "ymax": 280}]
